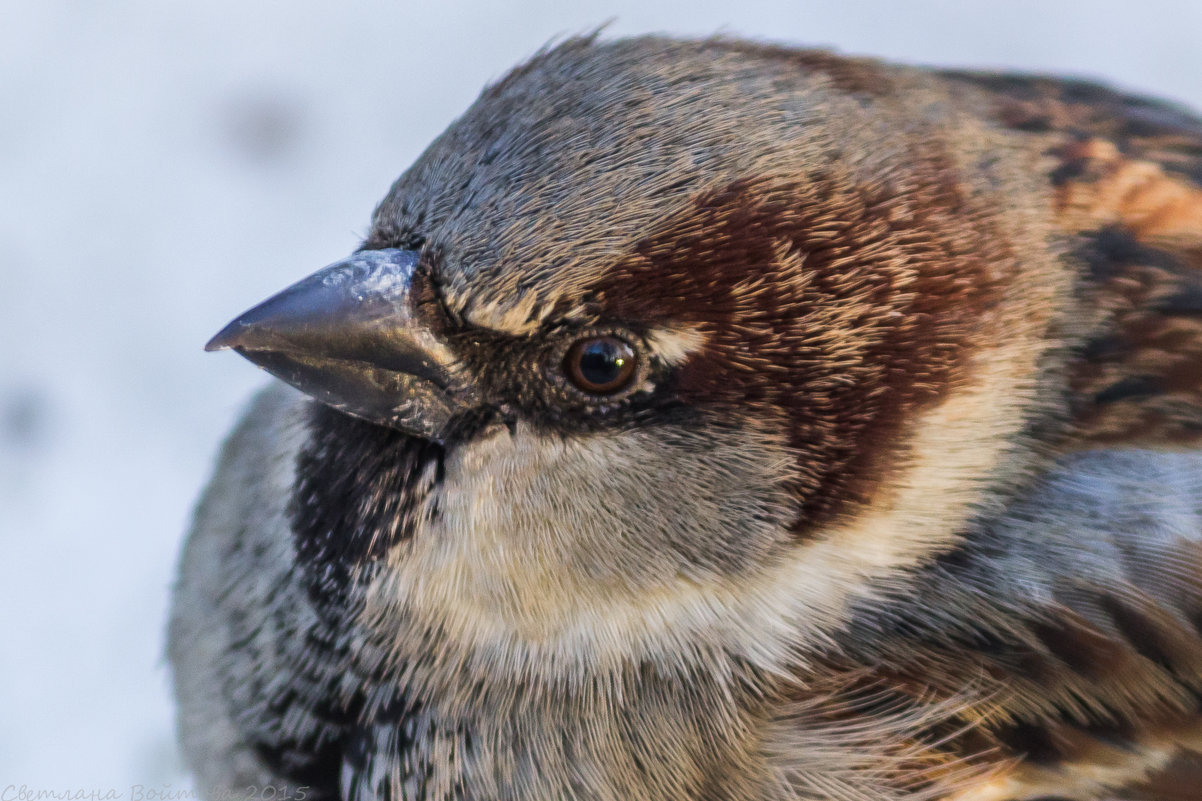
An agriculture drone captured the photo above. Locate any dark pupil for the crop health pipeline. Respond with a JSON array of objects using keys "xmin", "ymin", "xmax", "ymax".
[{"xmin": 578, "ymin": 340, "xmax": 626, "ymax": 387}]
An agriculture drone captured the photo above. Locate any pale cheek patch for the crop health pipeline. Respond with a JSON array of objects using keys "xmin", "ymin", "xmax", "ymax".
[{"xmin": 359, "ymin": 422, "xmax": 800, "ymax": 674}]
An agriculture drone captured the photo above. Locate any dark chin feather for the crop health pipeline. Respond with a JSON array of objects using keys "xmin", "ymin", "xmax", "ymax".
[
  {"xmin": 265, "ymin": 401, "xmax": 444, "ymax": 798},
  {"xmin": 289, "ymin": 402, "xmax": 446, "ymax": 610}
]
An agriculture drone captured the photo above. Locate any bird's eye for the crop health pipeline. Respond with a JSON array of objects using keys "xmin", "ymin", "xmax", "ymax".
[{"xmin": 563, "ymin": 336, "xmax": 638, "ymax": 395}]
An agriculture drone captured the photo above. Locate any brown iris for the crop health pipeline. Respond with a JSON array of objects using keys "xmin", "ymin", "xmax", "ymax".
[{"xmin": 564, "ymin": 336, "xmax": 638, "ymax": 395}]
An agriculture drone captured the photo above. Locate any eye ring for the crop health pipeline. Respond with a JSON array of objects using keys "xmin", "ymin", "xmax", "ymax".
[{"xmin": 563, "ymin": 335, "xmax": 639, "ymax": 395}]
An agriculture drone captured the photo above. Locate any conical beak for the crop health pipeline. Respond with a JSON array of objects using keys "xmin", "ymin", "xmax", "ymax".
[{"xmin": 207, "ymin": 248, "xmax": 465, "ymax": 441}]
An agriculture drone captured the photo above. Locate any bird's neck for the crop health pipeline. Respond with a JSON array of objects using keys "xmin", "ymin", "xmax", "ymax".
[{"xmin": 344, "ymin": 648, "xmax": 771, "ymax": 801}]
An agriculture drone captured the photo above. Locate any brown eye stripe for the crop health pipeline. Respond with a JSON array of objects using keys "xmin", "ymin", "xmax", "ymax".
[{"xmin": 583, "ymin": 169, "xmax": 1011, "ymax": 534}]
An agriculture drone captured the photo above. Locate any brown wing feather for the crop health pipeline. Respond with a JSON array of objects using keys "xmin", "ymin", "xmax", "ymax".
[
  {"xmin": 942, "ymin": 72, "xmax": 1202, "ymax": 450},
  {"xmin": 976, "ymin": 458, "xmax": 1202, "ymax": 800},
  {"xmin": 1124, "ymin": 748, "xmax": 1202, "ymax": 801},
  {"xmin": 819, "ymin": 448, "xmax": 1202, "ymax": 799},
  {"xmin": 919, "ymin": 75, "xmax": 1202, "ymax": 799}
]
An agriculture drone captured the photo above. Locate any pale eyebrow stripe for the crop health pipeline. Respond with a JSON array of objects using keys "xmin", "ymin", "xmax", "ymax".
[
  {"xmin": 646, "ymin": 325, "xmax": 708, "ymax": 366},
  {"xmin": 455, "ymin": 289, "xmax": 710, "ymax": 370}
]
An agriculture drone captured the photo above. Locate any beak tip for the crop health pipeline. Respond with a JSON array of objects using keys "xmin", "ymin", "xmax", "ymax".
[{"xmin": 204, "ymin": 322, "xmax": 242, "ymax": 352}]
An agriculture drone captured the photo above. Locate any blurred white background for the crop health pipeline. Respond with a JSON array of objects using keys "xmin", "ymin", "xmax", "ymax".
[{"xmin": 2, "ymin": 0, "xmax": 1201, "ymax": 791}]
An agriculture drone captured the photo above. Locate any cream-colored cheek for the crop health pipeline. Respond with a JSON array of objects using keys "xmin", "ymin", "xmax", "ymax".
[{"xmin": 366, "ymin": 422, "xmax": 796, "ymax": 649}]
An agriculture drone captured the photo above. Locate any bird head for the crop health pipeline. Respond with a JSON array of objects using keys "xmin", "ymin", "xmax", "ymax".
[{"xmin": 205, "ymin": 36, "xmax": 1071, "ymax": 682}]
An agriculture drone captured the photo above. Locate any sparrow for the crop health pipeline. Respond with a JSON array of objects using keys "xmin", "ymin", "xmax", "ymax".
[{"xmin": 169, "ymin": 34, "xmax": 1202, "ymax": 801}]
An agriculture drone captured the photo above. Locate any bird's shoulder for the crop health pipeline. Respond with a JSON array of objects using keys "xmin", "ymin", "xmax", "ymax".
[
  {"xmin": 935, "ymin": 69, "xmax": 1202, "ymax": 450},
  {"xmin": 819, "ymin": 450, "xmax": 1202, "ymax": 800}
]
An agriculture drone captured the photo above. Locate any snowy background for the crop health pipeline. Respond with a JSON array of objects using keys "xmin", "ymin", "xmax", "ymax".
[{"xmin": 3, "ymin": 0, "xmax": 1201, "ymax": 791}]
